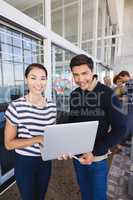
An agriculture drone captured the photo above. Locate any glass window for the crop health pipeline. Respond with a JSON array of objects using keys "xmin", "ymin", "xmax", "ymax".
[
  {"xmin": 4, "ymin": 0, "xmax": 45, "ymax": 25},
  {"xmin": 64, "ymin": 3, "xmax": 78, "ymax": 43},
  {"xmin": 82, "ymin": 41, "xmax": 93, "ymax": 55},
  {"xmin": 14, "ymin": 63, "xmax": 24, "ymax": 81},
  {"xmin": 23, "ymin": 36, "xmax": 32, "ymax": 50},
  {"xmin": 82, "ymin": 0, "xmax": 95, "ymax": 40},
  {"xmin": 0, "ymin": 29, "xmax": 12, "ymax": 44},
  {"xmin": 24, "ymin": 2, "xmax": 44, "ymax": 24},
  {"xmin": 24, "ymin": 50, "xmax": 32, "ymax": 64},
  {"xmin": 64, "ymin": 0, "xmax": 78, "ymax": 5},
  {"xmin": 32, "ymin": 52, "xmax": 38, "ymax": 63},
  {"xmin": 0, "ymin": 24, "xmax": 43, "ymax": 102},
  {"xmin": 51, "ymin": 0, "xmax": 62, "ymax": 9},
  {"xmin": 52, "ymin": 45, "xmax": 76, "ymax": 112},
  {"xmin": 3, "ymin": 62, "xmax": 14, "ymax": 86},
  {"xmin": 97, "ymin": 0, "xmax": 104, "ymax": 38},
  {"xmin": 1, "ymin": 43, "xmax": 13, "ymax": 61},
  {"xmin": 13, "ymin": 47, "xmax": 23, "ymax": 63},
  {"xmin": 97, "ymin": 40, "xmax": 102, "ymax": 60},
  {"xmin": 0, "ymin": 62, "xmax": 2, "ymax": 87},
  {"xmin": 52, "ymin": 9, "xmax": 63, "ymax": 36},
  {"xmin": 32, "ymin": 40, "xmax": 38, "ymax": 52},
  {"xmin": 13, "ymin": 31, "xmax": 22, "ymax": 48}
]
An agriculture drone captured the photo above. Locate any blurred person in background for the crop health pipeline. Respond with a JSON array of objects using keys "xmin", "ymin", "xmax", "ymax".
[
  {"xmin": 118, "ymin": 70, "xmax": 133, "ymax": 140},
  {"xmin": 103, "ymin": 75, "xmax": 112, "ymax": 88},
  {"xmin": 113, "ymin": 75, "xmax": 126, "ymax": 102}
]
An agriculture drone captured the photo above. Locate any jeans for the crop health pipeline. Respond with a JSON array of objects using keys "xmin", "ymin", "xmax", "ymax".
[
  {"xmin": 73, "ymin": 159, "xmax": 108, "ymax": 200},
  {"xmin": 15, "ymin": 153, "xmax": 51, "ymax": 200}
]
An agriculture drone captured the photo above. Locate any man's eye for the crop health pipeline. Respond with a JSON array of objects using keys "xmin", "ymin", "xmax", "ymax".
[
  {"xmin": 31, "ymin": 77, "xmax": 36, "ymax": 80},
  {"xmin": 83, "ymin": 72, "xmax": 89, "ymax": 75}
]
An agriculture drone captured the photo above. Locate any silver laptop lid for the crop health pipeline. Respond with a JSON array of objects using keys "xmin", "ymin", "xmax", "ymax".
[{"xmin": 41, "ymin": 121, "xmax": 98, "ymax": 161}]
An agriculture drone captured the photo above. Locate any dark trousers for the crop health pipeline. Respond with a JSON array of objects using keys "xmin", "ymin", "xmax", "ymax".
[
  {"xmin": 73, "ymin": 159, "xmax": 108, "ymax": 200},
  {"xmin": 15, "ymin": 153, "xmax": 51, "ymax": 200}
]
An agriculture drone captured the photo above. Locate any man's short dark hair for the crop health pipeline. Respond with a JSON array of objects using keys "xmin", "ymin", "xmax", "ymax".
[
  {"xmin": 70, "ymin": 54, "xmax": 94, "ymax": 71},
  {"xmin": 118, "ymin": 70, "xmax": 130, "ymax": 77}
]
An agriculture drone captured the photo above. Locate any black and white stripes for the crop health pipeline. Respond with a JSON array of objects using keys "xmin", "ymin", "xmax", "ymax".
[{"xmin": 5, "ymin": 96, "xmax": 57, "ymax": 156}]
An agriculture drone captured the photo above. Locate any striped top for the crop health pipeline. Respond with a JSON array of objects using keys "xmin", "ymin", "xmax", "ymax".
[{"xmin": 5, "ymin": 96, "xmax": 57, "ymax": 157}]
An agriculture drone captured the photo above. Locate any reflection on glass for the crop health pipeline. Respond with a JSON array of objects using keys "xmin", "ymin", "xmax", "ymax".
[{"xmin": 52, "ymin": 45, "xmax": 76, "ymax": 112}]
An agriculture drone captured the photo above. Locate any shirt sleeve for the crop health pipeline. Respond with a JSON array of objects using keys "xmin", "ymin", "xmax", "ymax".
[{"xmin": 5, "ymin": 102, "xmax": 18, "ymax": 126}]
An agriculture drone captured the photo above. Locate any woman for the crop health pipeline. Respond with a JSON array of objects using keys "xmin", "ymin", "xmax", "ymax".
[
  {"xmin": 113, "ymin": 75, "xmax": 126, "ymax": 101},
  {"xmin": 4, "ymin": 63, "xmax": 56, "ymax": 200}
]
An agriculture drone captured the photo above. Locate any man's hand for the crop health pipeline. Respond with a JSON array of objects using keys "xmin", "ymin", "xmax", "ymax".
[{"xmin": 79, "ymin": 152, "xmax": 94, "ymax": 165}]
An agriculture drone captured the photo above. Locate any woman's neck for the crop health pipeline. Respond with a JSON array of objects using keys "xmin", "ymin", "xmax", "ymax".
[{"xmin": 27, "ymin": 93, "xmax": 46, "ymax": 107}]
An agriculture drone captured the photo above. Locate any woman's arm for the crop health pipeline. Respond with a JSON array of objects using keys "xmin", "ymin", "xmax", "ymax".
[{"xmin": 4, "ymin": 120, "xmax": 43, "ymax": 150}]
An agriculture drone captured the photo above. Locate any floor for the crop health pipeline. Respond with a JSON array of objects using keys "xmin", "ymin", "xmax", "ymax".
[
  {"xmin": 1, "ymin": 151, "xmax": 133, "ymax": 200},
  {"xmin": 0, "ymin": 160, "xmax": 81, "ymax": 200}
]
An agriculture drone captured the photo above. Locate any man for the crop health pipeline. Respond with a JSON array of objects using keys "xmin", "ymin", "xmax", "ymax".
[
  {"xmin": 68, "ymin": 54, "xmax": 127, "ymax": 200},
  {"xmin": 103, "ymin": 75, "xmax": 112, "ymax": 88},
  {"xmin": 118, "ymin": 70, "xmax": 133, "ymax": 139}
]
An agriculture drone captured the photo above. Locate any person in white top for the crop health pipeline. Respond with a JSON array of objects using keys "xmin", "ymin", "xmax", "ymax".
[{"xmin": 4, "ymin": 63, "xmax": 56, "ymax": 200}]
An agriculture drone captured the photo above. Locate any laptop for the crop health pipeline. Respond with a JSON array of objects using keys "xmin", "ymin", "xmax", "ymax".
[{"xmin": 40, "ymin": 121, "xmax": 98, "ymax": 161}]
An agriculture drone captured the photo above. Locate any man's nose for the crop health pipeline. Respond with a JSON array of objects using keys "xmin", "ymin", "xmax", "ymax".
[{"xmin": 78, "ymin": 75, "xmax": 84, "ymax": 82}]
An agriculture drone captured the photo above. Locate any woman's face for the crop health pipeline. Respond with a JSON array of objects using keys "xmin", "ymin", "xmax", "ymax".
[
  {"xmin": 26, "ymin": 67, "xmax": 47, "ymax": 95},
  {"xmin": 116, "ymin": 79, "xmax": 123, "ymax": 87}
]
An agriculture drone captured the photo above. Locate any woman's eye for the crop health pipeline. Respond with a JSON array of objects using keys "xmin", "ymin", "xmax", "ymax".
[{"xmin": 31, "ymin": 77, "xmax": 36, "ymax": 80}]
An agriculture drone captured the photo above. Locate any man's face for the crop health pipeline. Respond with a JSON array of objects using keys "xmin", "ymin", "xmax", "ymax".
[
  {"xmin": 103, "ymin": 76, "xmax": 111, "ymax": 87},
  {"xmin": 71, "ymin": 64, "xmax": 93, "ymax": 90},
  {"xmin": 119, "ymin": 75, "xmax": 130, "ymax": 83}
]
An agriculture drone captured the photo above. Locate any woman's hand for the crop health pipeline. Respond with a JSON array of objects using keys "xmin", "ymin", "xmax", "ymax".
[
  {"xmin": 58, "ymin": 153, "xmax": 72, "ymax": 160},
  {"xmin": 5, "ymin": 120, "xmax": 44, "ymax": 150},
  {"xmin": 33, "ymin": 135, "xmax": 44, "ymax": 145}
]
